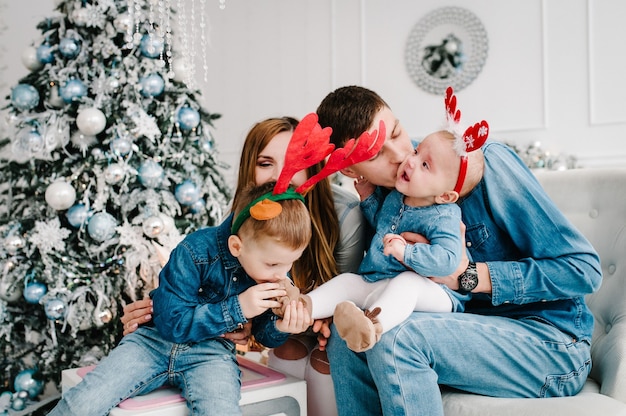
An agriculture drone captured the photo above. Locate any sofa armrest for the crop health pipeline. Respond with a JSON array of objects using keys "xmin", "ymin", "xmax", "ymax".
[
  {"xmin": 586, "ymin": 269, "xmax": 626, "ymax": 402},
  {"xmin": 535, "ymin": 168, "xmax": 626, "ymax": 404}
]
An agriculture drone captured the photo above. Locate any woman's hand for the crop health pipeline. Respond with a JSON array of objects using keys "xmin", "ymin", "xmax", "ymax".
[
  {"xmin": 312, "ymin": 318, "xmax": 332, "ymax": 351},
  {"xmin": 221, "ymin": 322, "xmax": 252, "ymax": 345},
  {"xmin": 121, "ymin": 298, "xmax": 153, "ymax": 336}
]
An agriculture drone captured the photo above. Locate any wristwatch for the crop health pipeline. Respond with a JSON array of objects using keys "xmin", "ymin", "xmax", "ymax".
[{"xmin": 458, "ymin": 262, "xmax": 478, "ymax": 293}]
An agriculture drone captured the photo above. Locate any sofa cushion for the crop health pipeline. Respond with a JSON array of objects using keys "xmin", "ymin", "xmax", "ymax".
[{"xmin": 442, "ymin": 168, "xmax": 626, "ymax": 415}]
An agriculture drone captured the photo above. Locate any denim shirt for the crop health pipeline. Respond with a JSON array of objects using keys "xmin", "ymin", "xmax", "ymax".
[
  {"xmin": 359, "ymin": 189, "xmax": 463, "ymax": 280},
  {"xmin": 460, "ymin": 141, "xmax": 602, "ymax": 341},
  {"xmin": 151, "ymin": 214, "xmax": 289, "ymax": 347}
]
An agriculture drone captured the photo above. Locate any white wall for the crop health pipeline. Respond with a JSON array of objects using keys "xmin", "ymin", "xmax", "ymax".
[{"xmin": 2, "ymin": 0, "xmax": 625, "ymax": 187}]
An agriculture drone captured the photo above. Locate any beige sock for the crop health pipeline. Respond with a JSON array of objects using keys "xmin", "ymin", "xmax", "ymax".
[
  {"xmin": 333, "ymin": 301, "xmax": 382, "ymax": 352},
  {"xmin": 272, "ymin": 279, "xmax": 302, "ymax": 317}
]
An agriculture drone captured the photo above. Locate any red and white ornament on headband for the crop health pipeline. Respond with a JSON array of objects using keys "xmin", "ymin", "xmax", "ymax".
[{"xmin": 444, "ymin": 87, "xmax": 489, "ymax": 194}]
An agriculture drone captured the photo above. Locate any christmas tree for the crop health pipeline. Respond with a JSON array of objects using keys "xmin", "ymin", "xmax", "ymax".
[{"xmin": 0, "ymin": 0, "xmax": 230, "ymax": 412}]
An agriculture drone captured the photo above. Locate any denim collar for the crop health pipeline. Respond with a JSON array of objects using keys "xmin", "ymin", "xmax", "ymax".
[{"xmin": 216, "ymin": 213, "xmax": 240, "ymax": 271}]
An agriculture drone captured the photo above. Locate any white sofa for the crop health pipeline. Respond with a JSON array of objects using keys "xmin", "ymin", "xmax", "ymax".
[{"xmin": 442, "ymin": 168, "xmax": 626, "ymax": 415}]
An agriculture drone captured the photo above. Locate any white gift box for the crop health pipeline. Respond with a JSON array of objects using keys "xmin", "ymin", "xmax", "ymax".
[{"xmin": 61, "ymin": 355, "xmax": 307, "ymax": 416}]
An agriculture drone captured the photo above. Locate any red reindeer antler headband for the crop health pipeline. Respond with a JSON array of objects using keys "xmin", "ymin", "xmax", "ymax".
[
  {"xmin": 444, "ymin": 87, "xmax": 489, "ymax": 194},
  {"xmin": 232, "ymin": 113, "xmax": 385, "ymax": 234}
]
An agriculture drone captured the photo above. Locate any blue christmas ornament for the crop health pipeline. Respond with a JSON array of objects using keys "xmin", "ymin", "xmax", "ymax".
[
  {"xmin": 59, "ymin": 38, "xmax": 81, "ymax": 59},
  {"xmin": 14, "ymin": 368, "xmax": 44, "ymax": 399},
  {"xmin": 44, "ymin": 298, "xmax": 67, "ymax": 320},
  {"xmin": 199, "ymin": 138, "xmax": 214, "ymax": 152},
  {"xmin": 109, "ymin": 137, "xmax": 132, "ymax": 156},
  {"xmin": 11, "ymin": 84, "xmax": 40, "ymax": 111},
  {"xmin": 138, "ymin": 160, "xmax": 164, "ymax": 188},
  {"xmin": 11, "ymin": 396, "xmax": 26, "ymax": 411},
  {"xmin": 190, "ymin": 198, "xmax": 206, "ymax": 213},
  {"xmin": 16, "ymin": 129, "xmax": 44, "ymax": 154},
  {"xmin": 87, "ymin": 212, "xmax": 117, "ymax": 242},
  {"xmin": 66, "ymin": 203, "xmax": 91, "ymax": 228},
  {"xmin": 0, "ymin": 391, "xmax": 12, "ymax": 410},
  {"xmin": 140, "ymin": 34, "xmax": 164, "ymax": 58},
  {"xmin": 139, "ymin": 73, "xmax": 165, "ymax": 97},
  {"xmin": 176, "ymin": 107, "xmax": 200, "ymax": 131},
  {"xmin": 175, "ymin": 180, "xmax": 201, "ymax": 205},
  {"xmin": 36, "ymin": 44, "xmax": 55, "ymax": 64},
  {"xmin": 59, "ymin": 79, "xmax": 87, "ymax": 103},
  {"xmin": 23, "ymin": 282, "xmax": 47, "ymax": 304}
]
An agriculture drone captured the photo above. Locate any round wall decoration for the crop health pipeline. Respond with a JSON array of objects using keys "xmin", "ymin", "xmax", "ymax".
[{"xmin": 405, "ymin": 6, "xmax": 488, "ymax": 95}]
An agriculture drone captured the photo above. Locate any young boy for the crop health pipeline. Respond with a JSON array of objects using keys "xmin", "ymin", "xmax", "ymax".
[{"xmin": 49, "ymin": 181, "xmax": 313, "ymax": 416}]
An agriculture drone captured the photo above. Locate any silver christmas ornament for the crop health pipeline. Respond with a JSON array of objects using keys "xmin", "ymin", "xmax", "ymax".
[
  {"xmin": 45, "ymin": 181, "xmax": 76, "ymax": 210},
  {"xmin": 96, "ymin": 308, "xmax": 113, "ymax": 324},
  {"xmin": 21, "ymin": 46, "xmax": 43, "ymax": 71},
  {"xmin": 3, "ymin": 235, "xmax": 25, "ymax": 255},
  {"xmin": 104, "ymin": 163, "xmax": 125, "ymax": 184},
  {"xmin": 76, "ymin": 108, "xmax": 107, "ymax": 136},
  {"xmin": 142, "ymin": 216, "xmax": 165, "ymax": 238}
]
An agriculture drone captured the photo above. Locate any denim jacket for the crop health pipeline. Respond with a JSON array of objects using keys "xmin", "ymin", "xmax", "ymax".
[
  {"xmin": 460, "ymin": 141, "xmax": 602, "ymax": 341},
  {"xmin": 151, "ymin": 214, "xmax": 289, "ymax": 346},
  {"xmin": 359, "ymin": 189, "xmax": 463, "ymax": 280}
]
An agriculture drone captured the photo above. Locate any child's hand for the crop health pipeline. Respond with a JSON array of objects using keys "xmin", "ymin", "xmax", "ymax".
[
  {"xmin": 354, "ymin": 176, "xmax": 376, "ymax": 201},
  {"xmin": 275, "ymin": 300, "xmax": 312, "ymax": 334},
  {"xmin": 238, "ymin": 283, "xmax": 286, "ymax": 319},
  {"xmin": 383, "ymin": 233, "xmax": 407, "ymax": 262}
]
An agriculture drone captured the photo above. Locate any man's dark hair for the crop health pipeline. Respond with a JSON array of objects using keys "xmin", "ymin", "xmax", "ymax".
[{"xmin": 316, "ymin": 85, "xmax": 389, "ymax": 147}]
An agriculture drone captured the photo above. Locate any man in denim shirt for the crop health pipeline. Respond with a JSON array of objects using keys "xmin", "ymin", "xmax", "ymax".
[
  {"xmin": 299, "ymin": 130, "xmax": 474, "ymax": 353},
  {"xmin": 316, "ymin": 86, "xmax": 602, "ymax": 415},
  {"xmin": 49, "ymin": 182, "xmax": 313, "ymax": 416}
]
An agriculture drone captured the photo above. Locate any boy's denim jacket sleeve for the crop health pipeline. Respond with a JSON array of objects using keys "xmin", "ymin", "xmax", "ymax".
[{"xmin": 151, "ymin": 215, "xmax": 289, "ymax": 347}]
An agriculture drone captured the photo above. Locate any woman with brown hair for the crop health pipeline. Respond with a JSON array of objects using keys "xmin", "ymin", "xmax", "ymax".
[{"xmin": 121, "ymin": 116, "xmax": 367, "ymax": 416}]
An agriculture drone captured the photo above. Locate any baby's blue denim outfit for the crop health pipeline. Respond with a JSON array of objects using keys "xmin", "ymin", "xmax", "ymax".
[{"xmin": 359, "ymin": 189, "xmax": 467, "ymax": 310}]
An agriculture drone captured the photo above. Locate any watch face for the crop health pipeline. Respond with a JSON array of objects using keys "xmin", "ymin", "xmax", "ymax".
[
  {"xmin": 460, "ymin": 273, "xmax": 478, "ymax": 291},
  {"xmin": 459, "ymin": 263, "xmax": 478, "ymax": 292}
]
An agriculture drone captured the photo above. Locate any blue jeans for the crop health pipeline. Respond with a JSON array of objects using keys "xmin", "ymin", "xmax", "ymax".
[
  {"xmin": 48, "ymin": 326, "xmax": 241, "ymax": 416},
  {"xmin": 327, "ymin": 312, "xmax": 592, "ymax": 416}
]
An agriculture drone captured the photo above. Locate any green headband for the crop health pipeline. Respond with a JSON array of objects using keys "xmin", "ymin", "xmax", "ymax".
[{"xmin": 231, "ymin": 188, "xmax": 305, "ymax": 235}]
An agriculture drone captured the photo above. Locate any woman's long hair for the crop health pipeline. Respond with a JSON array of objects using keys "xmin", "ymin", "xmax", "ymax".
[{"xmin": 233, "ymin": 117, "xmax": 339, "ymax": 292}]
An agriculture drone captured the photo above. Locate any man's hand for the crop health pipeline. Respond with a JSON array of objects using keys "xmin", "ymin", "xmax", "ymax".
[
  {"xmin": 383, "ymin": 233, "xmax": 407, "ymax": 262},
  {"xmin": 354, "ymin": 177, "xmax": 376, "ymax": 201},
  {"xmin": 400, "ymin": 231, "xmax": 429, "ymax": 245}
]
